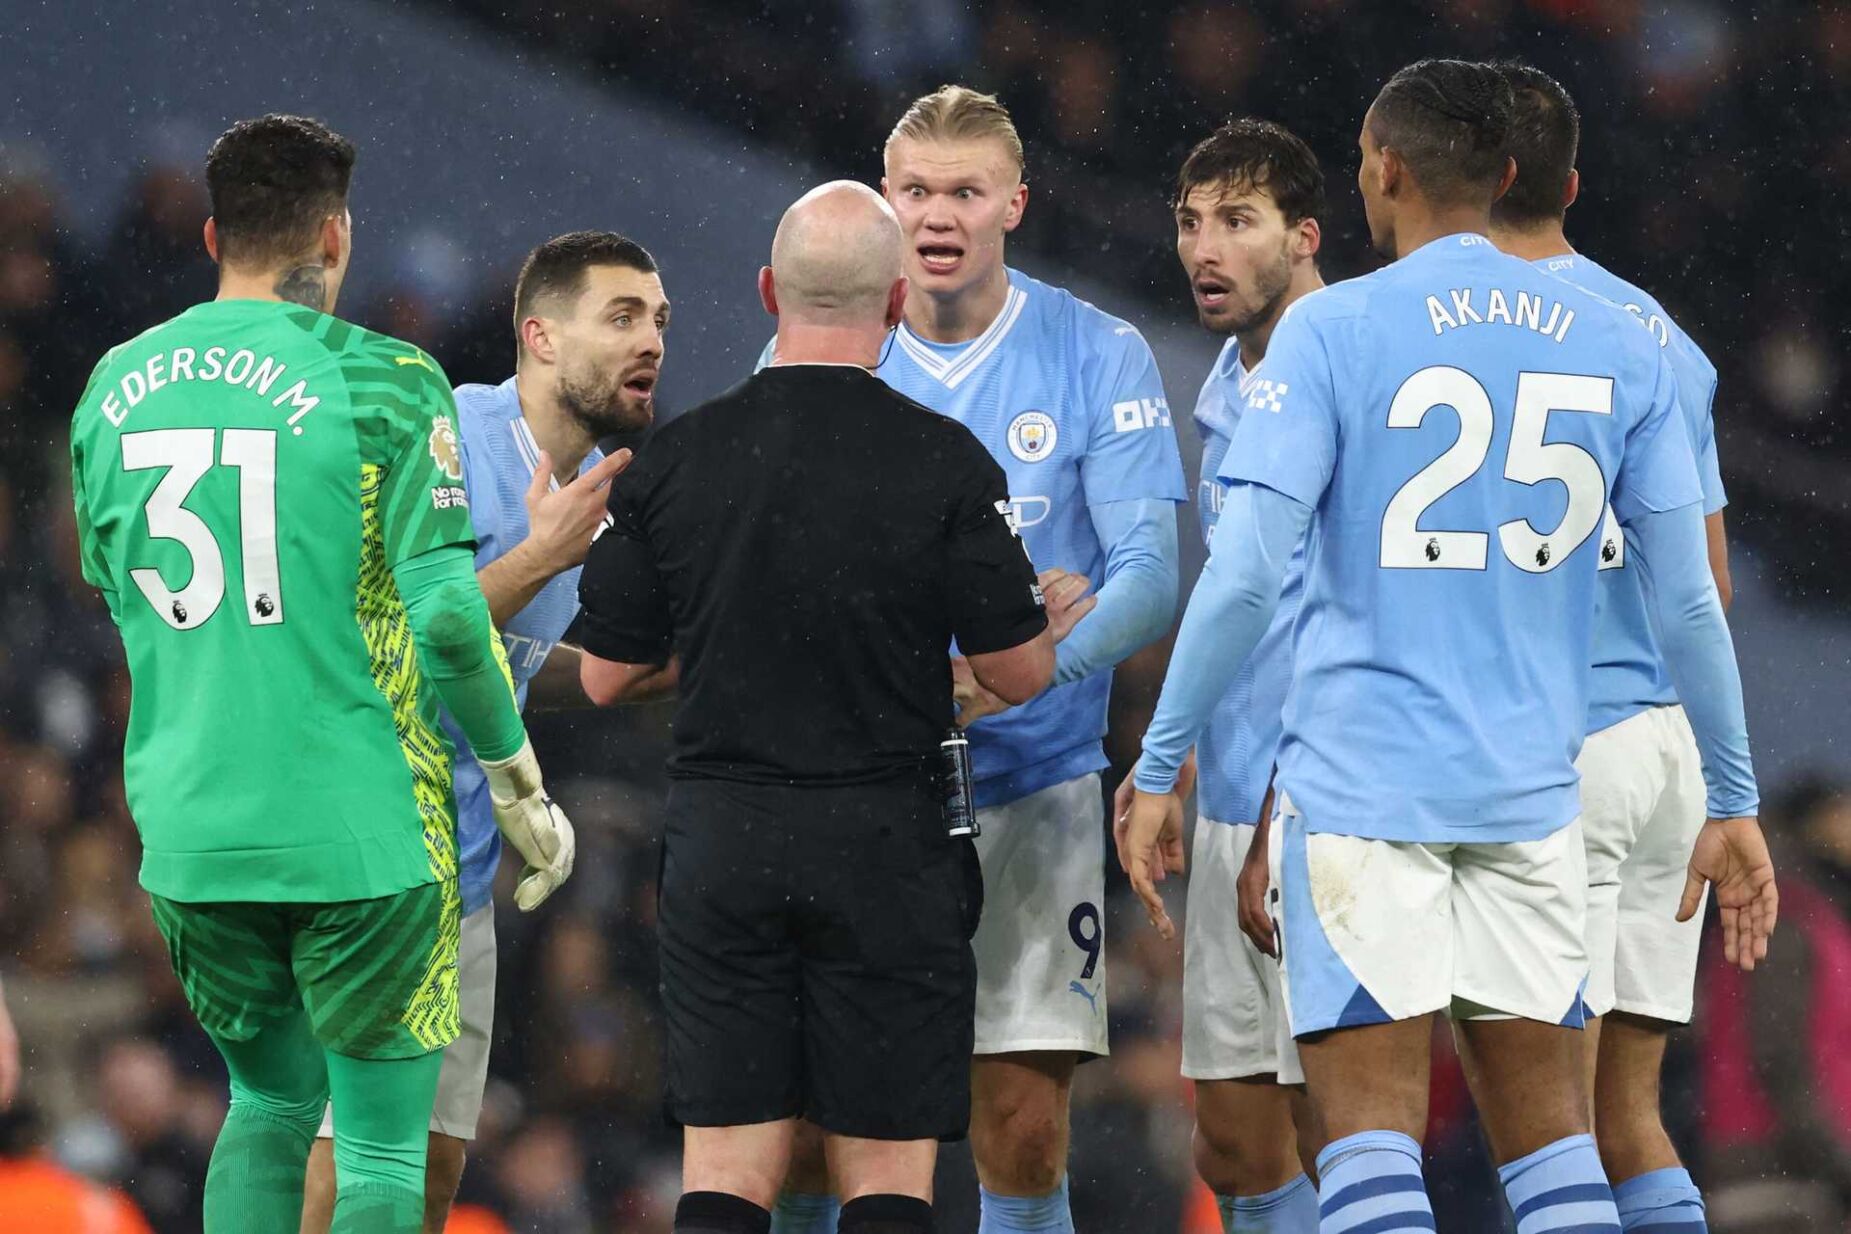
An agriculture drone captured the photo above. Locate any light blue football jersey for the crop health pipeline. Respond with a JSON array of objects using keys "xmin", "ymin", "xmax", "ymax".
[
  {"xmin": 447, "ymin": 378, "xmax": 603, "ymax": 915},
  {"xmin": 1222, "ymin": 234, "xmax": 1703, "ymax": 844},
  {"xmin": 870, "ymin": 268, "xmax": 1186, "ymax": 806},
  {"xmin": 1534, "ymin": 253, "xmax": 1727, "ymax": 735},
  {"xmin": 1193, "ymin": 338, "xmax": 1303, "ymax": 826}
]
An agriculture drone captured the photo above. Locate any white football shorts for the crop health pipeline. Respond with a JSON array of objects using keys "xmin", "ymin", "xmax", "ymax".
[
  {"xmin": 970, "ymin": 773, "xmax": 1109, "ymax": 1057},
  {"xmin": 1182, "ymin": 814, "xmax": 1302, "ymax": 1084},
  {"xmin": 1577, "ymin": 704, "xmax": 1708, "ymax": 1022},
  {"xmin": 1275, "ymin": 794, "xmax": 1589, "ymax": 1034}
]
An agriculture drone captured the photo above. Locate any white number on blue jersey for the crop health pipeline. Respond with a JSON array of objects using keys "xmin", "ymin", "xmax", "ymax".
[
  {"xmin": 1381, "ymin": 366, "xmax": 1493, "ymax": 569},
  {"xmin": 1380, "ymin": 367, "xmax": 1611, "ymax": 573}
]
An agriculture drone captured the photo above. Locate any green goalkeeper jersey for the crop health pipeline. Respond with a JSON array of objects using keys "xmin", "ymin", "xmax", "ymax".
[{"xmin": 70, "ymin": 299, "xmax": 480, "ymax": 904}]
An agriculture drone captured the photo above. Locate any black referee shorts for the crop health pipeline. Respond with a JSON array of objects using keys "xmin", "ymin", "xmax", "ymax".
[{"xmin": 658, "ymin": 773, "xmax": 983, "ymax": 1141}]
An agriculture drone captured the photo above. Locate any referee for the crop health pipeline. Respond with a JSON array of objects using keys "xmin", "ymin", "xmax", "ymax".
[{"xmin": 577, "ymin": 181, "xmax": 1053, "ymax": 1234}]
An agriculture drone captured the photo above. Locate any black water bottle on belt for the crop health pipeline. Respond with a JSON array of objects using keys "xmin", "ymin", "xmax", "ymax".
[{"xmin": 940, "ymin": 728, "xmax": 979, "ymax": 839}]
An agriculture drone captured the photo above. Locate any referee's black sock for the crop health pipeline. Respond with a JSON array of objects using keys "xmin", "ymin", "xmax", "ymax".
[
  {"xmin": 838, "ymin": 1193, "xmax": 934, "ymax": 1232},
  {"xmin": 674, "ymin": 1190, "xmax": 772, "ymax": 1234}
]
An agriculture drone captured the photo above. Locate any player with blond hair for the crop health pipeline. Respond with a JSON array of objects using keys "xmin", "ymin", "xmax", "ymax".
[{"xmin": 768, "ymin": 84, "xmax": 1186, "ymax": 1234}]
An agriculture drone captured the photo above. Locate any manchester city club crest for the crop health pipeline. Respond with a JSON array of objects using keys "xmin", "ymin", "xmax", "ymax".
[{"xmin": 1006, "ymin": 410, "xmax": 1057, "ymax": 463}]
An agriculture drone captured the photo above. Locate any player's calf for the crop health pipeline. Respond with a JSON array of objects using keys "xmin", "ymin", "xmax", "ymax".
[
  {"xmin": 1297, "ymin": 1020, "xmax": 1435, "ymax": 1233},
  {"xmin": 970, "ymin": 1054, "xmax": 1070, "ymax": 1196},
  {"xmin": 1457, "ymin": 1018, "xmax": 1621, "ymax": 1233},
  {"xmin": 970, "ymin": 1052, "xmax": 1075, "ymax": 1232},
  {"xmin": 1595, "ymin": 1013, "xmax": 1706, "ymax": 1231},
  {"xmin": 422, "ymin": 1133, "xmax": 467, "ymax": 1234},
  {"xmin": 1192, "ymin": 1080, "xmax": 1316, "ymax": 1234}
]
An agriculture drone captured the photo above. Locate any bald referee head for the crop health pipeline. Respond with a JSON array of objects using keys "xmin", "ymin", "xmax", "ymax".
[{"xmin": 758, "ymin": 180, "xmax": 908, "ymax": 365}]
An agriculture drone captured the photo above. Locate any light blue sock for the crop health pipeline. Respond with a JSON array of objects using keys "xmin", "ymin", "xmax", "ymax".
[
  {"xmin": 769, "ymin": 1191, "xmax": 839, "ymax": 1234},
  {"xmin": 1613, "ymin": 1167, "xmax": 1707, "ymax": 1232},
  {"xmin": 1219, "ymin": 1174, "xmax": 1318, "ymax": 1232},
  {"xmin": 1498, "ymin": 1134, "xmax": 1621, "ymax": 1233},
  {"xmin": 1314, "ymin": 1131, "xmax": 1433, "ymax": 1233},
  {"xmin": 978, "ymin": 1175, "xmax": 1074, "ymax": 1233}
]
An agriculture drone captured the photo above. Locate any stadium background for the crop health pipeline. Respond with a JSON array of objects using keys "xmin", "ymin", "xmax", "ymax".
[{"xmin": 2, "ymin": 0, "xmax": 1847, "ymax": 1229}]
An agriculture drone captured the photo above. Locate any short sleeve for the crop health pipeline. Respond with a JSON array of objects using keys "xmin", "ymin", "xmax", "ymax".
[
  {"xmin": 1218, "ymin": 304, "xmax": 1339, "ymax": 508},
  {"xmin": 1613, "ymin": 347, "xmax": 1703, "ymax": 525},
  {"xmin": 1078, "ymin": 325, "xmax": 1187, "ymax": 506},
  {"xmin": 946, "ymin": 430, "xmax": 1049, "ymax": 655},
  {"xmin": 373, "ymin": 352, "xmax": 477, "ymax": 569},
  {"xmin": 576, "ymin": 464, "xmax": 673, "ymax": 664}
]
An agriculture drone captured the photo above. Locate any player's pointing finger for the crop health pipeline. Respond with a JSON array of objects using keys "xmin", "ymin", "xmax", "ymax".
[{"xmin": 581, "ymin": 447, "xmax": 633, "ymax": 490}]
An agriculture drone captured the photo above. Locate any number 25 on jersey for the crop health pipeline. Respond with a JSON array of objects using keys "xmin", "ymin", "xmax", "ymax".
[{"xmin": 1381, "ymin": 366, "xmax": 1611, "ymax": 574}]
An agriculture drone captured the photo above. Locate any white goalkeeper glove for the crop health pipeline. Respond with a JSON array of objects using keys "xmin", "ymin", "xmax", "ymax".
[{"xmin": 479, "ymin": 737, "xmax": 576, "ymax": 911}]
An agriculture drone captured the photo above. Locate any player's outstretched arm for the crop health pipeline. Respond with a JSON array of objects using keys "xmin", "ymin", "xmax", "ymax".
[
  {"xmin": 1133, "ymin": 482, "xmax": 1307, "ymax": 796},
  {"xmin": 394, "ymin": 545, "xmax": 575, "ymax": 910},
  {"xmin": 1629, "ymin": 500, "xmax": 1775, "ymax": 969},
  {"xmin": 1121, "ymin": 481, "xmax": 1309, "ymax": 937},
  {"xmin": 581, "ymin": 653, "xmax": 680, "ymax": 706}
]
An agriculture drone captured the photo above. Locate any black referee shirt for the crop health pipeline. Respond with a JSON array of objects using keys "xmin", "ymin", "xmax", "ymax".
[{"xmin": 577, "ymin": 363, "xmax": 1047, "ymax": 785}]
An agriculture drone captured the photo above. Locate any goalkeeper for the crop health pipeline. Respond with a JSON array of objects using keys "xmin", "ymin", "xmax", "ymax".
[{"xmin": 67, "ymin": 114, "xmax": 574, "ymax": 1233}]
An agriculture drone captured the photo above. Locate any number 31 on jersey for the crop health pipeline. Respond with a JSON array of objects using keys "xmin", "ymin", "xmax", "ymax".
[{"xmin": 123, "ymin": 427, "xmax": 282, "ymax": 630}]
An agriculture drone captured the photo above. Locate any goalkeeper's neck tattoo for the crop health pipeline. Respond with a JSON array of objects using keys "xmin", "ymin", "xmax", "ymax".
[{"xmin": 275, "ymin": 265, "xmax": 326, "ymax": 311}]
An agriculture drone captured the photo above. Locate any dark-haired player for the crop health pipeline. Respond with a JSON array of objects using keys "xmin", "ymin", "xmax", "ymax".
[
  {"xmin": 1116, "ymin": 117, "xmax": 1326, "ymax": 1234},
  {"xmin": 1120, "ymin": 60, "xmax": 1774, "ymax": 1230},
  {"xmin": 1488, "ymin": 61, "xmax": 1731, "ymax": 1233},
  {"xmin": 302, "ymin": 231, "xmax": 664, "ymax": 1233},
  {"xmin": 68, "ymin": 115, "xmax": 574, "ymax": 1232}
]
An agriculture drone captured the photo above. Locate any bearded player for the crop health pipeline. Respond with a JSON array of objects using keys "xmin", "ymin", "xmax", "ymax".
[
  {"xmin": 302, "ymin": 230, "xmax": 666, "ymax": 1233},
  {"xmin": 1122, "ymin": 60, "xmax": 1773, "ymax": 1231},
  {"xmin": 1118, "ymin": 118, "xmax": 1327, "ymax": 1234}
]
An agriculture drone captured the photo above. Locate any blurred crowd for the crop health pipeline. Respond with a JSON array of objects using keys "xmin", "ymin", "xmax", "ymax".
[{"xmin": 2, "ymin": 1, "xmax": 1849, "ymax": 1230}]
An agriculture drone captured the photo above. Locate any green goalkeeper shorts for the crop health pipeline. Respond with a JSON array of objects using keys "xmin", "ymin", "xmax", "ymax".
[{"xmin": 148, "ymin": 879, "xmax": 461, "ymax": 1060}]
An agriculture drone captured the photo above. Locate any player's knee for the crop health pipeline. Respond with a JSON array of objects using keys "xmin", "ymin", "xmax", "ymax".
[
  {"xmin": 1590, "ymin": 1095, "xmax": 1672, "ymax": 1179},
  {"xmin": 974, "ymin": 1102, "xmax": 1066, "ymax": 1194},
  {"xmin": 235, "ymin": 1087, "xmax": 327, "ymax": 1137},
  {"xmin": 1193, "ymin": 1119, "xmax": 1300, "ymax": 1196}
]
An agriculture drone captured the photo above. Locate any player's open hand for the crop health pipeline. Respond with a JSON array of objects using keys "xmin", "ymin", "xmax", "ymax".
[
  {"xmin": 1238, "ymin": 790, "xmax": 1277, "ymax": 957},
  {"xmin": 525, "ymin": 447, "xmax": 634, "ymax": 574},
  {"xmin": 1116, "ymin": 783, "xmax": 1185, "ymax": 940},
  {"xmin": 1112, "ymin": 748, "xmax": 1197, "ymax": 855},
  {"xmin": 1681, "ymin": 815, "xmax": 1778, "ymax": 972},
  {"xmin": 951, "ymin": 655, "xmax": 1011, "ymax": 727},
  {"xmin": 1038, "ymin": 568, "xmax": 1097, "ymax": 644}
]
